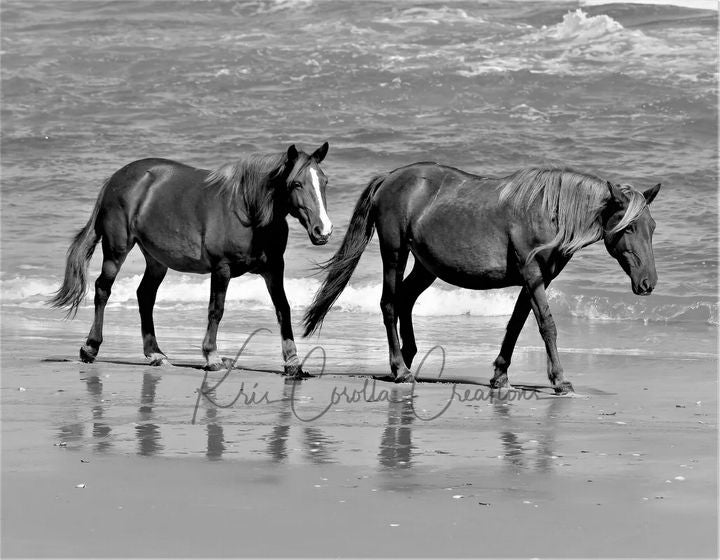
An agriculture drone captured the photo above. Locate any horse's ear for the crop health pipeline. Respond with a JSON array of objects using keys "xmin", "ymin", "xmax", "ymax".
[
  {"xmin": 643, "ymin": 183, "xmax": 661, "ymax": 205},
  {"xmin": 286, "ymin": 144, "xmax": 299, "ymax": 163},
  {"xmin": 311, "ymin": 141, "xmax": 329, "ymax": 163},
  {"xmin": 606, "ymin": 181, "xmax": 625, "ymax": 204}
]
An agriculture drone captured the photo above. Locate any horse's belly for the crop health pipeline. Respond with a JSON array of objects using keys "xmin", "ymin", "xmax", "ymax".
[
  {"xmin": 410, "ymin": 216, "xmax": 521, "ymax": 289},
  {"xmin": 413, "ymin": 247, "xmax": 519, "ymax": 289},
  {"xmin": 136, "ymin": 234, "xmax": 211, "ymax": 273}
]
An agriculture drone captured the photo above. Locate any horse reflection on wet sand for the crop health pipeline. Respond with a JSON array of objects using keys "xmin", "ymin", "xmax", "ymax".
[
  {"xmin": 62, "ymin": 371, "xmax": 564, "ymax": 471},
  {"xmin": 305, "ymin": 164, "xmax": 660, "ymax": 393},
  {"xmin": 50, "ymin": 143, "xmax": 331, "ymax": 374}
]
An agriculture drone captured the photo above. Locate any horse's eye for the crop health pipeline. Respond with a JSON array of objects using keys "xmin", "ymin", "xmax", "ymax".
[
  {"xmin": 290, "ymin": 181, "xmax": 302, "ymax": 190},
  {"xmin": 626, "ymin": 223, "xmax": 635, "ymax": 234}
]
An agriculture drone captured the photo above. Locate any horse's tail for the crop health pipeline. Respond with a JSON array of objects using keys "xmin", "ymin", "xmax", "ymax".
[
  {"xmin": 48, "ymin": 178, "xmax": 109, "ymax": 317},
  {"xmin": 303, "ymin": 173, "xmax": 386, "ymax": 336}
]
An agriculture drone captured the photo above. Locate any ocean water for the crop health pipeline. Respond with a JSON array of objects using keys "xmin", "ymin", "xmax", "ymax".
[{"xmin": 1, "ymin": 0, "xmax": 717, "ymax": 369}]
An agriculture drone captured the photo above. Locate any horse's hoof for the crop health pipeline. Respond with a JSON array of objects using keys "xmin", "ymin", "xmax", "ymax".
[
  {"xmin": 79, "ymin": 346, "xmax": 97, "ymax": 363},
  {"xmin": 554, "ymin": 381, "xmax": 574, "ymax": 395},
  {"xmin": 394, "ymin": 370, "xmax": 415, "ymax": 384},
  {"xmin": 284, "ymin": 363, "xmax": 306, "ymax": 379},
  {"xmin": 148, "ymin": 354, "xmax": 170, "ymax": 367},
  {"xmin": 490, "ymin": 373, "xmax": 509, "ymax": 389},
  {"xmin": 204, "ymin": 361, "xmax": 225, "ymax": 372}
]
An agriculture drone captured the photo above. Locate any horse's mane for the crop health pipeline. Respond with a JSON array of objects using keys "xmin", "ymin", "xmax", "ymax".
[
  {"xmin": 205, "ymin": 152, "xmax": 288, "ymax": 227},
  {"xmin": 498, "ymin": 165, "xmax": 647, "ymax": 259}
]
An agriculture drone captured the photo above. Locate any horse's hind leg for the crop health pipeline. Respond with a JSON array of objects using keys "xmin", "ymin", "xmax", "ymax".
[
  {"xmin": 137, "ymin": 251, "xmax": 169, "ymax": 365},
  {"xmin": 379, "ymin": 236, "xmax": 411, "ymax": 382},
  {"xmin": 80, "ymin": 239, "xmax": 130, "ymax": 362},
  {"xmin": 398, "ymin": 260, "xmax": 436, "ymax": 369}
]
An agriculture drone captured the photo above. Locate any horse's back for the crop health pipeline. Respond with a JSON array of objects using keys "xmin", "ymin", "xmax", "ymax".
[
  {"xmin": 374, "ymin": 162, "xmax": 521, "ymax": 289},
  {"xmin": 375, "ymin": 162, "xmax": 497, "ymax": 204},
  {"xmin": 104, "ymin": 158, "xmax": 206, "ymax": 195},
  {"xmin": 373, "ymin": 162, "xmax": 505, "ymax": 231},
  {"xmin": 95, "ymin": 158, "xmax": 225, "ymax": 271},
  {"xmin": 97, "ymin": 158, "xmax": 205, "ymax": 226}
]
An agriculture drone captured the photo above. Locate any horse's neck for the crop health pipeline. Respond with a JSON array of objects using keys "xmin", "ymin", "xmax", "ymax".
[{"xmin": 272, "ymin": 197, "xmax": 290, "ymax": 218}]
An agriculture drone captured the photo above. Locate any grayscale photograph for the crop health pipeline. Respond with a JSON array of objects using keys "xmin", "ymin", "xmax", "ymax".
[{"xmin": 1, "ymin": 0, "xmax": 717, "ymax": 557}]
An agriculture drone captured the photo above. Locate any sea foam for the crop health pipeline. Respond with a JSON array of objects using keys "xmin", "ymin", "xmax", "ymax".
[
  {"xmin": 2, "ymin": 274, "xmax": 717, "ymax": 325},
  {"xmin": 580, "ymin": 0, "xmax": 717, "ymax": 10}
]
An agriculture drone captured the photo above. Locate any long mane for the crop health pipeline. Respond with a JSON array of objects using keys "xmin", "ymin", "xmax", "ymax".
[
  {"xmin": 205, "ymin": 152, "xmax": 287, "ymax": 227},
  {"xmin": 497, "ymin": 166, "xmax": 647, "ymax": 259}
]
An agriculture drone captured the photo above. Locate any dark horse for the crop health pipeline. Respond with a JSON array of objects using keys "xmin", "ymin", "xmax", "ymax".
[
  {"xmin": 304, "ymin": 163, "xmax": 660, "ymax": 393},
  {"xmin": 50, "ymin": 142, "xmax": 332, "ymax": 373}
]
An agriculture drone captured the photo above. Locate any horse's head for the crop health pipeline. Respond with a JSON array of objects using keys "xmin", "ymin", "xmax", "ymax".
[
  {"xmin": 602, "ymin": 181, "xmax": 661, "ymax": 296},
  {"xmin": 281, "ymin": 142, "xmax": 332, "ymax": 245}
]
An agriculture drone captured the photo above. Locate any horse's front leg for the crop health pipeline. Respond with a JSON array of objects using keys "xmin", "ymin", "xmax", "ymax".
[
  {"xmin": 522, "ymin": 268, "xmax": 573, "ymax": 394},
  {"xmin": 202, "ymin": 267, "xmax": 231, "ymax": 371},
  {"xmin": 262, "ymin": 263, "xmax": 303, "ymax": 377},
  {"xmin": 490, "ymin": 288, "xmax": 531, "ymax": 389}
]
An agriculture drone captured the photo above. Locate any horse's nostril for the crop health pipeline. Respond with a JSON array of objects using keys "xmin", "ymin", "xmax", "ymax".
[{"xmin": 639, "ymin": 279, "xmax": 654, "ymax": 295}]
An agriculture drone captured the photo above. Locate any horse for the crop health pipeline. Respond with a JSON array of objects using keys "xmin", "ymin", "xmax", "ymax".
[
  {"xmin": 303, "ymin": 163, "xmax": 660, "ymax": 393},
  {"xmin": 50, "ymin": 142, "xmax": 332, "ymax": 374}
]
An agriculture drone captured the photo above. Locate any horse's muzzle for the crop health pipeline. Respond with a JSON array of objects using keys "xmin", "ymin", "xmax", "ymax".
[
  {"xmin": 310, "ymin": 232, "xmax": 331, "ymax": 246},
  {"xmin": 633, "ymin": 279, "xmax": 655, "ymax": 296},
  {"xmin": 309, "ymin": 223, "xmax": 332, "ymax": 245}
]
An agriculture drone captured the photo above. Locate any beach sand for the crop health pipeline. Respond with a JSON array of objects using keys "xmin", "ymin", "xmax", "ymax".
[{"xmin": 1, "ymin": 309, "xmax": 717, "ymax": 558}]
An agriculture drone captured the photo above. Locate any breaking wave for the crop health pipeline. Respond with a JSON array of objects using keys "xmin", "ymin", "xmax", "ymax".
[
  {"xmin": 537, "ymin": 9, "xmax": 623, "ymax": 42},
  {"xmin": 580, "ymin": 0, "xmax": 717, "ymax": 9},
  {"xmin": 457, "ymin": 9, "xmax": 673, "ymax": 77},
  {"xmin": 2, "ymin": 274, "xmax": 716, "ymax": 326}
]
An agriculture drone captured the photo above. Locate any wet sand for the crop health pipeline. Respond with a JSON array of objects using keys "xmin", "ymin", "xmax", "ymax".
[{"xmin": 2, "ymin": 315, "xmax": 717, "ymax": 558}]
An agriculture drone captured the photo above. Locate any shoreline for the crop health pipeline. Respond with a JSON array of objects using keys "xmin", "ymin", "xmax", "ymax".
[{"xmin": 2, "ymin": 318, "xmax": 717, "ymax": 557}]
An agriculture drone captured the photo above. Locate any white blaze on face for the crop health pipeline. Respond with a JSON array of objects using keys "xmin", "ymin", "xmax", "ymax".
[{"xmin": 309, "ymin": 167, "xmax": 332, "ymax": 236}]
